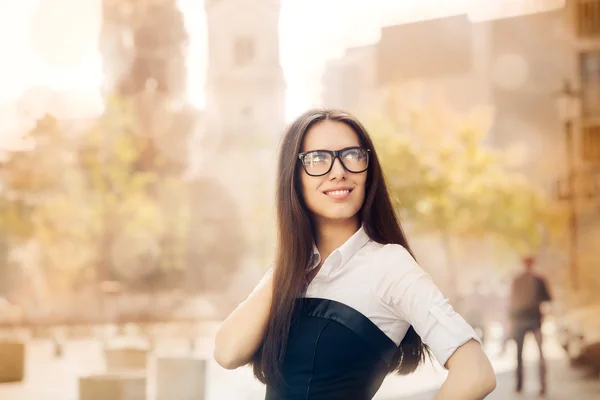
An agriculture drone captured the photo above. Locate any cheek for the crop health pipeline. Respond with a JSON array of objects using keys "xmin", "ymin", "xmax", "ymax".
[
  {"xmin": 356, "ymin": 175, "xmax": 368, "ymax": 197},
  {"xmin": 300, "ymin": 175, "xmax": 320, "ymax": 205}
]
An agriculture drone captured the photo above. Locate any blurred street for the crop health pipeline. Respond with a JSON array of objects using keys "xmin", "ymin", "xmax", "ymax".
[
  {"xmin": 388, "ymin": 359, "xmax": 600, "ymax": 400},
  {"xmin": 1, "ymin": 322, "xmax": 598, "ymax": 399}
]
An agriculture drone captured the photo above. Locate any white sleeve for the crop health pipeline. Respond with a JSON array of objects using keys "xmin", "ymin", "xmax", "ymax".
[{"xmin": 377, "ymin": 245, "xmax": 481, "ymax": 368}]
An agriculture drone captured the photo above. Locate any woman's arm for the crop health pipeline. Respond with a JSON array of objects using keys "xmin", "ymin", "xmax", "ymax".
[
  {"xmin": 376, "ymin": 245, "xmax": 496, "ymax": 399},
  {"xmin": 434, "ymin": 339, "xmax": 496, "ymax": 400},
  {"xmin": 213, "ymin": 270, "xmax": 273, "ymax": 370}
]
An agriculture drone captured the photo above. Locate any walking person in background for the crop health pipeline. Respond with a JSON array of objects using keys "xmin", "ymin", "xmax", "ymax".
[
  {"xmin": 213, "ymin": 109, "xmax": 496, "ymax": 399},
  {"xmin": 509, "ymin": 256, "xmax": 552, "ymax": 397}
]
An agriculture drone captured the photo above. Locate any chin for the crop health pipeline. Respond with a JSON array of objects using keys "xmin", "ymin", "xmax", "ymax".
[{"xmin": 319, "ymin": 209, "xmax": 361, "ymax": 223}]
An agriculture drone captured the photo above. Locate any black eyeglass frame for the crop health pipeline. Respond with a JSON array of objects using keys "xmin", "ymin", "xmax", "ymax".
[{"xmin": 297, "ymin": 146, "xmax": 371, "ymax": 177}]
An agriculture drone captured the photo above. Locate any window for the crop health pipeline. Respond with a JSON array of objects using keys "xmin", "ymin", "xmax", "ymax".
[
  {"xmin": 582, "ymin": 124, "xmax": 600, "ymax": 161},
  {"xmin": 234, "ymin": 37, "xmax": 255, "ymax": 67},
  {"xmin": 576, "ymin": 0, "xmax": 600, "ymax": 38},
  {"xmin": 241, "ymin": 106, "xmax": 252, "ymax": 119},
  {"xmin": 580, "ymin": 51, "xmax": 600, "ymax": 117}
]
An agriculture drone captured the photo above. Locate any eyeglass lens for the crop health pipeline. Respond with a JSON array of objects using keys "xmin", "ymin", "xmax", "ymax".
[{"xmin": 302, "ymin": 147, "xmax": 369, "ymax": 176}]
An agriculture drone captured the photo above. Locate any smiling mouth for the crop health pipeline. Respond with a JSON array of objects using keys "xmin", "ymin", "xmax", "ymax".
[{"xmin": 323, "ymin": 188, "xmax": 353, "ymax": 199}]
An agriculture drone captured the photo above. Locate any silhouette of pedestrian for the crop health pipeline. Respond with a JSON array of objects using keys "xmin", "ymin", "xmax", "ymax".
[{"xmin": 509, "ymin": 256, "xmax": 552, "ymax": 396}]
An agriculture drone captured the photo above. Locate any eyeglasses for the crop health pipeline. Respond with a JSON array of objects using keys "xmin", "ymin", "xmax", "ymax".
[{"xmin": 298, "ymin": 146, "xmax": 370, "ymax": 177}]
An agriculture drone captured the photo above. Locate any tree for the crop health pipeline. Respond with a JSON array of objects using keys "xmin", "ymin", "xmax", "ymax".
[
  {"xmin": 0, "ymin": 115, "xmax": 92, "ymax": 295},
  {"xmin": 0, "ymin": 106, "xmax": 162, "ymax": 294},
  {"xmin": 76, "ymin": 95, "xmax": 164, "ymax": 284},
  {"xmin": 366, "ymin": 94, "xmax": 565, "ymax": 298},
  {"xmin": 0, "ymin": 92, "xmax": 246, "ymax": 303}
]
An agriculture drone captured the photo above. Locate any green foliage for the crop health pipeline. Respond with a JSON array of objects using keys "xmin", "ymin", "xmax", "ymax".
[
  {"xmin": 0, "ymin": 94, "xmax": 243, "ymax": 295},
  {"xmin": 367, "ymin": 97, "xmax": 565, "ymax": 256}
]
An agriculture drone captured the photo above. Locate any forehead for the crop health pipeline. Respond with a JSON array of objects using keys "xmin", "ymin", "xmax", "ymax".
[{"xmin": 302, "ymin": 120, "xmax": 361, "ymax": 151}]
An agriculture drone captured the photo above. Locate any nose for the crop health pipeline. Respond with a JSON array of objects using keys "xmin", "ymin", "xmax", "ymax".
[{"xmin": 328, "ymin": 156, "xmax": 347, "ymax": 180}]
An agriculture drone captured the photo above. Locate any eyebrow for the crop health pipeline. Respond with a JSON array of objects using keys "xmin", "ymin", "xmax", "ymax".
[{"xmin": 302, "ymin": 145, "xmax": 362, "ymax": 152}]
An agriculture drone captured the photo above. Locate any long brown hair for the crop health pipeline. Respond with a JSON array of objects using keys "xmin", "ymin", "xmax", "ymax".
[{"xmin": 252, "ymin": 109, "xmax": 430, "ymax": 386}]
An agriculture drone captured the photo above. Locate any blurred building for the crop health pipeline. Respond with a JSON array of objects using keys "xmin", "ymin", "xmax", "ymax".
[
  {"xmin": 202, "ymin": 0, "xmax": 285, "ymax": 272},
  {"xmin": 204, "ymin": 0, "xmax": 286, "ymax": 144},
  {"xmin": 566, "ymin": 0, "xmax": 600, "ymax": 163},
  {"xmin": 321, "ymin": 0, "xmax": 600, "ymax": 294},
  {"xmin": 321, "ymin": 45, "xmax": 377, "ymax": 113},
  {"xmin": 321, "ymin": 1, "xmax": 599, "ymax": 177},
  {"xmin": 321, "ymin": 15, "xmax": 494, "ymax": 119},
  {"xmin": 562, "ymin": 0, "xmax": 600, "ymax": 296},
  {"xmin": 377, "ymin": 15, "xmax": 494, "ymax": 115}
]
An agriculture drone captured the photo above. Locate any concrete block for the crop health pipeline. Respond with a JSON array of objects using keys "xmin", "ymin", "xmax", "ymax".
[
  {"xmin": 0, "ymin": 341, "xmax": 25, "ymax": 383},
  {"xmin": 79, "ymin": 372, "xmax": 146, "ymax": 400},
  {"xmin": 104, "ymin": 347, "xmax": 148, "ymax": 371},
  {"xmin": 156, "ymin": 357, "xmax": 207, "ymax": 400},
  {"xmin": 31, "ymin": 326, "xmax": 53, "ymax": 339}
]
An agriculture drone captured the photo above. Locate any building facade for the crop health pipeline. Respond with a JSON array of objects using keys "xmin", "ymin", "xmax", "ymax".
[
  {"xmin": 321, "ymin": 45, "xmax": 377, "ymax": 115},
  {"xmin": 204, "ymin": 0, "xmax": 286, "ymax": 146},
  {"xmin": 202, "ymin": 0, "xmax": 286, "ymax": 270},
  {"xmin": 563, "ymin": 0, "xmax": 600, "ymax": 297}
]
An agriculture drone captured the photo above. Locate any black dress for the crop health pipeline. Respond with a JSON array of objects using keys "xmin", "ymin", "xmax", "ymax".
[{"xmin": 265, "ymin": 298, "xmax": 398, "ymax": 400}]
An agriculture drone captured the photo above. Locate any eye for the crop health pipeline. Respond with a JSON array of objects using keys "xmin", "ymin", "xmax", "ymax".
[
  {"xmin": 304, "ymin": 152, "xmax": 328, "ymax": 164},
  {"xmin": 343, "ymin": 148, "xmax": 365, "ymax": 160}
]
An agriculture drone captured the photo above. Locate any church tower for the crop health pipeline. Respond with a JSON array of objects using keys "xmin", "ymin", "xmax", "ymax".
[
  {"xmin": 201, "ymin": 0, "xmax": 285, "ymax": 268},
  {"xmin": 204, "ymin": 0, "xmax": 286, "ymax": 144}
]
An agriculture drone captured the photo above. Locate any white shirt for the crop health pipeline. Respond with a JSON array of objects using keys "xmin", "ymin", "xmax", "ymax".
[{"xmin": 258, "ymin": 226, "xmax": 480, "ymax": 368}]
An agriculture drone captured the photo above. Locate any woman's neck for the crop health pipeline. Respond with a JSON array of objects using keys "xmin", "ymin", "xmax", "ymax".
[{"xmin": 314, "ymin": 218, "xmax": 360, "ymax": 262}]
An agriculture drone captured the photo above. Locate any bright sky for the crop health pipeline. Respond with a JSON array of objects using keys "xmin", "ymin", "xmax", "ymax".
[{"xmin": 0, "ymin": 0, "xmax": 557, "ymax": 146}]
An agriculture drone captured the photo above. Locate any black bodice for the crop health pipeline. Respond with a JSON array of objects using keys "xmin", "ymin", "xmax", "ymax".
[{"xmin": 265, "ymin": 298, "xmax": 399, "ymax": 400}]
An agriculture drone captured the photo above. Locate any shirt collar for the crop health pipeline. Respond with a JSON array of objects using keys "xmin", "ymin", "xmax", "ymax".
[
  {"xmin": 337, "ymin": 225, "xmax": 370, "ymax": 268},
  {"xmin": 307, "ymin": 243, "xmax": 321, "ymax": 271},
  {"xmin": 307, "ymin": 226, "xmax": 371, "ymax": 273}
]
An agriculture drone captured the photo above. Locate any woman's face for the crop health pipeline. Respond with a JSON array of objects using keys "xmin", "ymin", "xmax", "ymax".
[{"xmin": 299, "ymin": 120, "xmax": 368, "ymax": 225}]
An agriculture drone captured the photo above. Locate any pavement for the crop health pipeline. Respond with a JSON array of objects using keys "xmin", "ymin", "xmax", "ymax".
[
  {"xmin": 386, "ymin": 359, "xmax": 600, "ymax": 400},
  {"xmin": 0, "ymin": 328, "xmax": 598, "ymax": 400}
]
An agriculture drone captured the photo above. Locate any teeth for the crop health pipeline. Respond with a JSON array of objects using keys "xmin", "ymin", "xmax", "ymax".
[{"xmin": 327, "ymin": 190, "xmax": 350, "ymax": 196}]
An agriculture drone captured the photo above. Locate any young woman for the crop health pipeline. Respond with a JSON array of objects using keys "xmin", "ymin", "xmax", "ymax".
[{"xmin": 214, "ymin": 109, "xmax": 496, "ymax": 399}]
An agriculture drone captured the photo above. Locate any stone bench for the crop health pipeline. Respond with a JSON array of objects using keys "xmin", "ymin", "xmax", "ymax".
[
  {"xmin": 104, "ymin": 346, "xmax": 148, "ymax": 371},
  {"xmin": 156, "ymin": 357, "xmax": 207, "ymax": 400},
  {"xmin": 79, "ymin": 372, "xmax": 146, "ymax": 400},
  {"xmin": 0, "ymin": 341, "xmax": 25, "ymax": 383}
]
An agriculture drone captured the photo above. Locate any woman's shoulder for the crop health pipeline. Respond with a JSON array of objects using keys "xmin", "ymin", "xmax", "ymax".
[
  {"xmin": 375, "ymin": 243, "xmax": 418, "ymax": 266},
  {"xmin": 367, "ymin": 243, "xmax": 424, "ymax": 282}
]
